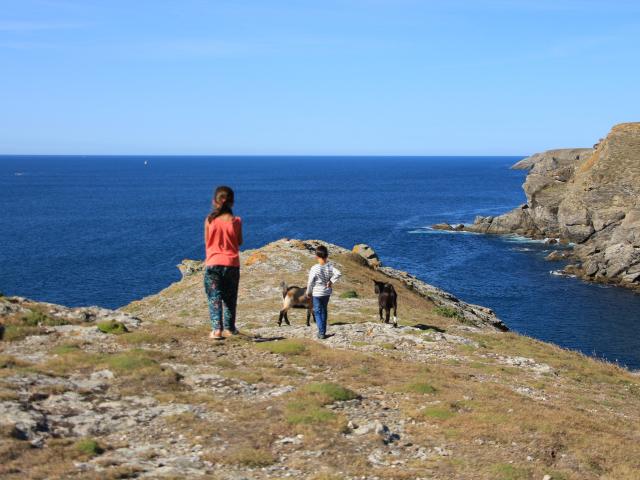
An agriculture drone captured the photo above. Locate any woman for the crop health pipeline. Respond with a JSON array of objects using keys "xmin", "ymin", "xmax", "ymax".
[{"xmin": 203, "ymin": 186, "xmax": 242, "ymax": 339}]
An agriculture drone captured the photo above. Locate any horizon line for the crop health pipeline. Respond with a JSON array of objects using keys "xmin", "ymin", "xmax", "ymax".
[{"xmin": 0, "ymin": 153, "xmax": 527, "ymax": 158}]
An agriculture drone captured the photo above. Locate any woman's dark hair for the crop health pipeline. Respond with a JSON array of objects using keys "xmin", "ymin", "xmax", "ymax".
[
  {"xmin": 207, "ymin": 186, "xmax": 235, "ymax": 223},
  {"xmin": 315, "ymin": 245, "xmax": 329, "ymax": 259}
]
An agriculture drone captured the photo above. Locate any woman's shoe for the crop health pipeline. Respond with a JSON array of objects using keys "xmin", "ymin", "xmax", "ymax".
[
  {"xmin": 222, "ymin": 329, "xmax": 238, "ymax": 338},
  {"xmin": 210, "ymin": 330, "xmax": 223, "ymax": 340}
]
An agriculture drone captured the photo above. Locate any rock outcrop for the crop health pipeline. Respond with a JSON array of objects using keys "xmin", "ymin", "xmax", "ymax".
[{"xmin": 440, "ymin": 123, "xmax": 640, "ymax": 290}]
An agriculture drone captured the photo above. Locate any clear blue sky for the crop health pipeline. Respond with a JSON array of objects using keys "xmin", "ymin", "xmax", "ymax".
[{"xmin": 1, "ymin": 0, "xmax": 638, "ymax": 155}]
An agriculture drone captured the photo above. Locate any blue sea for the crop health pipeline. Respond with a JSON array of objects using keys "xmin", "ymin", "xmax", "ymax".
[{"xmin": 2, "ymin": 156, "xmax": 639, "ymax": 369}]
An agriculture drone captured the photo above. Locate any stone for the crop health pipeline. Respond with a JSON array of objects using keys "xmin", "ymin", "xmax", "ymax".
[
  {"xmin": 177, "ymin": 259, "xmax": 204, "ymax": 277},
  {"xmin": 352, "ymin": 244, "xmax": 381, "ymax": 268},
  {"xmin": 545, "ymin": 251, "xmax": 567, "ymax": 262},
  {"xmin": 432, "ymin": 223, "xmax": 454, "ymax": 230},
  {"xmin": 0, "ymin": 400, "xmax": 48, "ymax": 441}
]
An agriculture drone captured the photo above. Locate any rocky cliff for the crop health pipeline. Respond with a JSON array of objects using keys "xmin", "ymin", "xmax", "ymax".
[
  {"xmin": 438, "ymin": 123, "xmax": 640, "ymax": 290},
  {"xmin": 2, "ymin": 239, "xmax": 640, "ymax": 479}
]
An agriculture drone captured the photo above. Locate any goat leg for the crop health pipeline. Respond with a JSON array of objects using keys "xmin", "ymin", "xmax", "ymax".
[{"xmin": 393, "ymin": 301, "xmax": 398, "ymax": 327}]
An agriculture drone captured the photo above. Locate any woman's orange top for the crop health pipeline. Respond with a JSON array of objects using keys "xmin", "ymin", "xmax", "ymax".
[{"xmin": 205, "ymin": 216, "xmax": 242, "ymax": 267}]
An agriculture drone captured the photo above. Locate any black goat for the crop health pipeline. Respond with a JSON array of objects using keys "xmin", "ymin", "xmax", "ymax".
[{"xmin": 373, "ymin": 280, "xmax": 398, "ymax": 327}]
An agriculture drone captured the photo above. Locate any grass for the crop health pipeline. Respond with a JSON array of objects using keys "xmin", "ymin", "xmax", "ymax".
[
  {"xmin": 404, "ymin": 381, "xmax": 437, "ymax": 394},
  {"xmin": 256, "ymin": 339, "xmax": 307, "ymax": 355},
  {"xmin": 222, "ymin": 369, "xmax": 264, "ymax": 384},
  {"xmin": 490, "ymin": 463, "xmax": 530, "ymax": 480},
  {"xmin": 2, "ymin": 324, "xmax": 40, "ymax": 341},
  {"xmin": 285, "ymin": 400, "xmax": 337, "ymax": 425},
  {"xmin": 96, "ymin": 320, "xmax": 128, "ymax": 335},
  {"xmin": 0, "ymin": 354, "xmax": 31, "ymax": 369},
  {"xmin": 51, "ymin": 343, "xmax": 81, "ymax": 355},
  {"xmin": 225, "ymin": 447, "xmax": 276, "ymax": 467},
  {"xmin": 433, "ymin": 306, "xmax": 462, "ymax": 319},
  {"xmin": 339, "ymin": 290, "xmax": 359, "ymax": 299},
  {"xmin": 304, "ymin": 382, "xmax": 358, "ymax": 402},
  {"xmin": 38, "ymin": 348, "xmax": 181, "ymax": 395},
  {"xmin": 75, "ymin": 438, "xmax": 104, "ymax": 457},
  {"xmin": 21, "ymin": 309, "xmax": 52, "ymax": 326},
  {"xmin": 104, "ymin": 349, "xmax": 158, "ymax": 371},
  {"xmin": 2, "ymin": 307, "xmax": 70, "ymax": 341},
  {"xmin": 282, "ymin": 382, "xmax": 356, "ymax": 428},
  {"xmin": 422, "ymin": 406, "xmax": 455, "ymax": 420}
]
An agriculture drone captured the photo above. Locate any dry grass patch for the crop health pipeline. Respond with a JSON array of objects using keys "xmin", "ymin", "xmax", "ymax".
[
  {"xmin": 0, "ymin": 437, "xmax": 87, "ymax": 479},
  {"xmin": 224, "ymin": 446, "xmax": 276, "ymax": 467},
  {"xmin": 0, "ymin": 354, "xmax": 32, "ymax": 370},
  {"xmin": 37, "ymin": 348, "xmax": 183, "ymax": 395},
  {"xmin": 50, "ymin": 343, "xmax": 82, "ymax": 355},
  {"xmin": 244, "ymin": 251, "xmax": 268, "ymax": 266}
]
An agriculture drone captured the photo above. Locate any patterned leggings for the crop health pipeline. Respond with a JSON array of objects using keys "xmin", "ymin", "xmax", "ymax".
[{"xmin": 203, "ymin": 266, "xmax": 240, "ymax": 331}]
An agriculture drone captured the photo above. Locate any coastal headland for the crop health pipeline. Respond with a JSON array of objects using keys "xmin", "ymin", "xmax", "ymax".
[
  {"xmin": 435, "ymin": 122, "xmax": 640, "ymax": 291},
  {"xmin": 1, "ymin": 239, "xmax": 639, "ymax": 479}
]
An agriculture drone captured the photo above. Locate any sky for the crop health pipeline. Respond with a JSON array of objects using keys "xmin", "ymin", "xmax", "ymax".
[{"xmin": 0, "ymin": 0, "xmax": 639, "ymax": 155}]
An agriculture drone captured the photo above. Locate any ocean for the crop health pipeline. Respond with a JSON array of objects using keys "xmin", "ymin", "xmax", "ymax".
[{"xmin": 2, "ymin": 156, "xmax": 639, "ymax": 369}]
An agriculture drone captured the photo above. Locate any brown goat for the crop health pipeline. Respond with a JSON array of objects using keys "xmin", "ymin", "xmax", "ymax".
[{"xmin": 278, "ymin": 281, "xmax": 315, "ymax": 327}]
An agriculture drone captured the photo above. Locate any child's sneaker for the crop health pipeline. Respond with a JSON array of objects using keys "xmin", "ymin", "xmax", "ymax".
[{"xmin": 210, "ymin": 330, "xmax": 223, "ymax": 340}]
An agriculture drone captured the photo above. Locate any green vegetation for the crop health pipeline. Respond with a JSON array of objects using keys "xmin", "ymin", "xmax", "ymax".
[
  {"xmin": 404, "ymin": 381, "xmax": 437, "ymax": 394},
  {"xmin": 285, "ymin": 400, "xmax": 337, "ymax": 425},
  {"xmin": 97, "ymin": 320, "xmax": 128, "ymax": 335},
  {"xmin": 433, "ymin": 306, "xmax": 462, "ymax": 319},
  {"xmin": 104, "ymin": 350, "xmax": 157, "ymax": 371},
  {"xmin": 22, "ymin": 309, "xmax": 67, "ymax": 327},
  {"xmin": 304, "ymin": 382, "xmax": 358, "ymax": 402},
  {"xmin": 2, "ymin": 325, "xmax": 40, "ymax": 341},
  {"xmin": 339, "ymin": 290, "xmax": 358, "ymax": 299},
  {"xmin": 51, "ymin": 343, "xmax": 81, "ymax": 355},
  {"xmin": 256, "ymin": 339, "xmax": 306, "ymax": 355},
  {"xmin": 490, "ymin": 463, "xmax": 530, "ymax": 480},
  {"xmin": 423, "ymin": 406, "xmax": 455, "ymax": 420},
  {"xmin": 75, "ymin": 438, "xmax": 104, "ymax": 457}
]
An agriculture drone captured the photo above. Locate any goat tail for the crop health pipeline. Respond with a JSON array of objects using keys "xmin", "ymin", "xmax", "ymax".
[{"xmin": 280, "ymin": 281, "xmax": 288, "ymax": 298}]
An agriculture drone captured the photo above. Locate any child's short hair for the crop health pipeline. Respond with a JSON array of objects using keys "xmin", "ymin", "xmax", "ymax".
[{"xmin": 315, "ymin": 245, "xmax": 329, "ymax": 259}]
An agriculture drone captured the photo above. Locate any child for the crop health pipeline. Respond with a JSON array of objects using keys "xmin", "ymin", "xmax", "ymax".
[
  {"xmin": 203, "ymin": 186, "xmax": 243, "ymax": 339},
  {"xmin": 306, "ymin": 245, "xmax": 342, "ymax": 339}
]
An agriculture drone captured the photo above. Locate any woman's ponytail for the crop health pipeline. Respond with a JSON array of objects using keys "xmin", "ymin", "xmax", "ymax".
[{"xmin": 207, "ymin": 186, "xmax": 235, "ymax": 223}]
